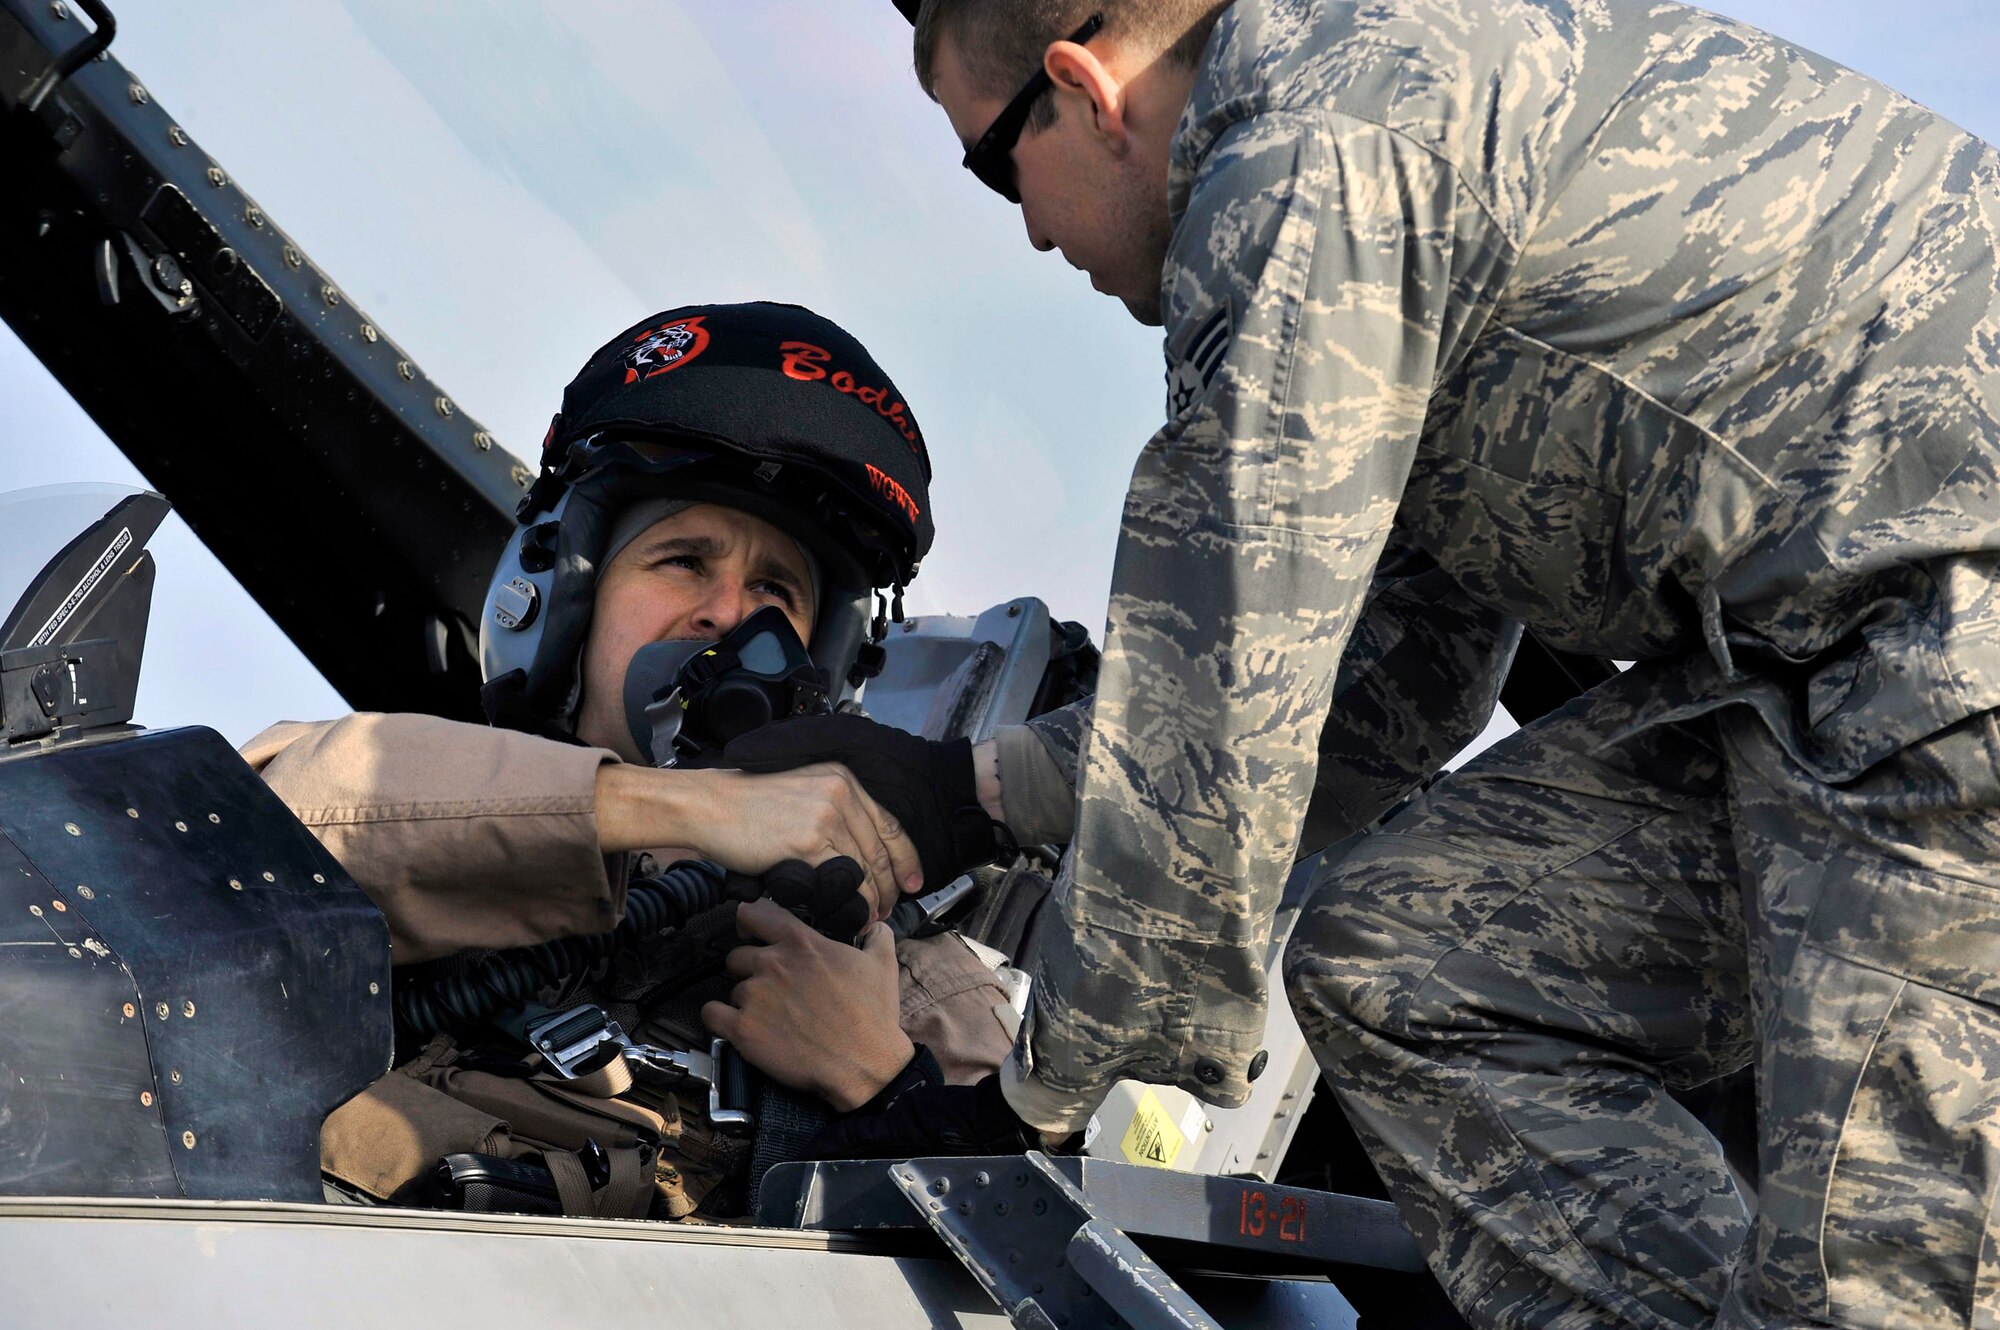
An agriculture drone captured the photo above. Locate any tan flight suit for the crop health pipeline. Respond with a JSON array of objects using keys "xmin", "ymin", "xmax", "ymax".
[{"xmin": 243, "ymin": 712, "xmax": 1014, "ymax": 1086}]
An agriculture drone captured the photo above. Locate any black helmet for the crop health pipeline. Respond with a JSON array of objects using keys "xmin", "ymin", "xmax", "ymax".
[{"xmin": 480, "ymin": 301, "xmax": 934, "ymax": 733}]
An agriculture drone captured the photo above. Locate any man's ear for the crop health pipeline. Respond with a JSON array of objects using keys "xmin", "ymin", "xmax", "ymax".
[{"xmin": 1044, "ymin": 38, "xmax": 1129, "ymax": 147}]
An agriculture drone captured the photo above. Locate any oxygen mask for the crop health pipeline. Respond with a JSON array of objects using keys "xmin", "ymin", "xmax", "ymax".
[{"xmin": 621, "ymin": 606, "xmax": 832, "ymax": 768}]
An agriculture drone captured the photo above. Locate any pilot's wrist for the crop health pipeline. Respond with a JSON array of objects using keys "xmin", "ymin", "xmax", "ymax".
[
  {"xmin": 824, "ymin": 1030, "xmax": 918, "ymax": 1113},
  {"xmin": 594, "ymin": 760, "xmax": 658, "ymax": 854},
  {"xmin": 593, "ymin": 761, "xmax": 708, "ymax": 855}
]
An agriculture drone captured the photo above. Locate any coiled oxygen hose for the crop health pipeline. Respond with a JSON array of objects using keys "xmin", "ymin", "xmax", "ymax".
[{"xmin": 392, "ymin": 860, "xmax": 728, "ymax": 1037}]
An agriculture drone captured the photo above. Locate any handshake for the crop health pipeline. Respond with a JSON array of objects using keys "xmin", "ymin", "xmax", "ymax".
[{"xmin": 720, "ymin": 711, "xmax": 1013, "ymax": 898}]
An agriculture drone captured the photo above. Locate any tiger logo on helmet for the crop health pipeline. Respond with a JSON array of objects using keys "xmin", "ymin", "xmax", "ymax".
[{"xmin": 622, "ymin": 316, "xmax": 710, "ymax": 385}]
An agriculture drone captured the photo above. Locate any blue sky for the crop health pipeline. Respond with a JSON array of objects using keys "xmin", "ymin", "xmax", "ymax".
[{"xmin": 2, "ymin": 1, "xmax": 1995, "ymax": 744}]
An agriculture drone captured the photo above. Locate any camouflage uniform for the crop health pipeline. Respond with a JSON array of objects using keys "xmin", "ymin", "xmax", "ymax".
[
  {"xmin": 1019, "ymin": 554, "xmax": 1521, "ymax": 853},
  {"xmin": 999, "ymin": 0, "xmax": 2000, "ymax": 1324}
]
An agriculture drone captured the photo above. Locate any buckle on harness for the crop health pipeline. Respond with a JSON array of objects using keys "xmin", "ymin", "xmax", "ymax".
[
  {"xmin": 524, "ymin": 1005, "xmax": 757, "ymax": 1137},
  {"xmin": 523, "ymin": 1003, "xmax": 629, "ymax": 1079}
]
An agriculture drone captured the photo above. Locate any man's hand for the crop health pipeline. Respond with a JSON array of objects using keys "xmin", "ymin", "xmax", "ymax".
[
  {"xmin": 722, "ymin": 714, "xmax": 1009, "ymax": 892},
  {"xmin": 596, "ymin": 762, "xmax": 921, "ymax": 921},
  {"xmin": 701, "ymin": 898, "xmax": 915, "ymax": 1111}
]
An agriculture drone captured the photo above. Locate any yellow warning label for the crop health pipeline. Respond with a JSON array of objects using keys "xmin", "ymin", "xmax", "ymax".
[{"xmin": 1120, "ymin": 1088, "xmax": 1187, "ymax": 1169}]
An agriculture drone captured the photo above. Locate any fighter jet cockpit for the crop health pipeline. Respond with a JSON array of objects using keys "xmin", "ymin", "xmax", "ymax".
[{"xmin": 0, "ymin": 492, "xmax": 1450, "ymax": 1330}]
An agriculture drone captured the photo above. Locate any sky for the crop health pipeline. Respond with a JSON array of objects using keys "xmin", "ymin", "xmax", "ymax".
[{"xmin": 1, "ymin": 1, "xmax": 1996, "ymax": 746}]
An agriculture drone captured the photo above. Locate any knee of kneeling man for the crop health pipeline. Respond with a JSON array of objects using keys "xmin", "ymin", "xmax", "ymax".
[{"xmin": 1282, "ymin": 871, "xmax": 1436, "ymax": 1040}]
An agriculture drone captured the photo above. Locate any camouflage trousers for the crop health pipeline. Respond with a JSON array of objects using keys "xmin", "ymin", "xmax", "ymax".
[{"xmin": 1285, "ymin": 662, "xmax": 2000, "ymax": 1329}]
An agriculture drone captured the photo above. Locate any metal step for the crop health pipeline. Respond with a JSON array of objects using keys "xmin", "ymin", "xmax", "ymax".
[{"xmin": 760, "ymin": 1151, "xmax": 1425, "ymax": 1328}]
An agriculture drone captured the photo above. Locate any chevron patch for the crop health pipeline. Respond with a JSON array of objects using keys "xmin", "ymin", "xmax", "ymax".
[{"xmin": 1166, "ymin": 304, "xmax": 1233, "ymax": 416}]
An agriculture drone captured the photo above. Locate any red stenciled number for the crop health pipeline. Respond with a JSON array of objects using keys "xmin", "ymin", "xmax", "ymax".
[
  {"xmin": 1240, "ymin": 1190, "xmax": 1308, "ymax": 1244},
  {"xmin": 1240, "ymin": 1190, "xmax": 1268, "ymax": 1238},
  {"xmin": 1279, "ymin": 1197, "xmax": 1305, "ymax": 1243}
]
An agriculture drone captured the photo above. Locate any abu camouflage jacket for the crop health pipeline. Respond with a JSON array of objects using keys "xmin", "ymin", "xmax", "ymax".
[{"xmin": 1005, "ymin": 0, "xmax": 2000, "ymax": 1129}]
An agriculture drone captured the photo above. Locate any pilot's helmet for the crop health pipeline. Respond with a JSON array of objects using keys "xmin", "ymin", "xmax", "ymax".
[{"xmin": 479, "ymin": 301, "xmax": 933, "ymax": 735}]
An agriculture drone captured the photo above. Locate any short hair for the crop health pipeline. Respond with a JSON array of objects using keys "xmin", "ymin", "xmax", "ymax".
[{"xmin": 913, "ymin": 0, "xmax": 1230, "ymax": 133}]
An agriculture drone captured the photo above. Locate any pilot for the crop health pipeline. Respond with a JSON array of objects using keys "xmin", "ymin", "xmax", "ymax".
[{"xmin": 245, "ymin": 301, "xmax": 1014, "ymax": 1113}]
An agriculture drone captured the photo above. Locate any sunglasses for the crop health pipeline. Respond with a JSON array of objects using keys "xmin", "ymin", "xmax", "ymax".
[{"xmin": 961, "ymin": 12, "xmax": 1105, "ymax": 203}]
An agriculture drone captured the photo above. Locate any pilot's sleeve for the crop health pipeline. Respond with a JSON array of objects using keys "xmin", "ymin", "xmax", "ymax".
[
  {"xmin": 244, "ymin": 714, "xmax": 626, "ymax": 964},
  {"xmin": 995, "ymin": 564, "xmax": 1517, "ymax": 854},
  {"xmin": 1000, "ymin": 109, "xmax": 1504, "ymax": 1132}
]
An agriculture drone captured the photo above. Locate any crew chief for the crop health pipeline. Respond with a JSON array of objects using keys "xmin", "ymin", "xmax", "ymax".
[{"xmin": 735, "ymin": 3, "xmax": 2000, "ymax": 1325}]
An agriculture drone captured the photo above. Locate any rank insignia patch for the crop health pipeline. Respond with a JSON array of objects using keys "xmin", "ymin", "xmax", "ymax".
[{"xmin": 1166, "ymin": 304, "xmax": 1232, "ymax": 416}]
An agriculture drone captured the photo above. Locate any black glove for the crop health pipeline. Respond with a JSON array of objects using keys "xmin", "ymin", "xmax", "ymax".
[
  {"xmin": 803, "ymin": 1063, "xmax": 1038, "ymax": 1160},
  {"xmin": 722, "ymin": 714, "xmax": 1010, "ymax": 891},
  {"xmin": 723, "ymin": 857, "xmax": 871, "ymax": 944}
]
